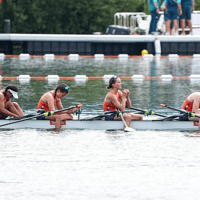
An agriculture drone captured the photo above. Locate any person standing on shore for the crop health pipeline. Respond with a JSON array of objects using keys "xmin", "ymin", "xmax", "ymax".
[
  {"xmin": 148, "ymin": 0, "xmax": 161, "ymax": 35},
  {"xmin": 180, "ymin": 0, "xmax": 195, "ymax": 35},
  {"xmin": 165, "ymin": 0, "xmax": 182, "ymax": 35},
  {"xmin": 161, "ymin": 0, "xmax": 174, "ymax": 35}
]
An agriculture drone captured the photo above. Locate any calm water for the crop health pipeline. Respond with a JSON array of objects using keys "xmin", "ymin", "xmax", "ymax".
[{"xmin": 1, "ymin": 57, "xmax": 200, "ymax": 200}]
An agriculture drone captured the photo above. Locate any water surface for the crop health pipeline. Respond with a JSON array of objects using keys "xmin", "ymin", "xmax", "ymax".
[{"xmin": 0, "ymin": 57, "xmax": 200, "ymax": 200}]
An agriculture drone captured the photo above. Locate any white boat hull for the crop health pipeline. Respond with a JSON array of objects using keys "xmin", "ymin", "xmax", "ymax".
[{"xmin": 0, "ymin": 119, "xmax": 199, "ymax": 131}]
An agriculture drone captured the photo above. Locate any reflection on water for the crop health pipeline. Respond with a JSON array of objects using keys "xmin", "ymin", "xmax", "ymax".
[{"xmin": 0, "ymin": 57, "xmax": 199, "ymax": 115}]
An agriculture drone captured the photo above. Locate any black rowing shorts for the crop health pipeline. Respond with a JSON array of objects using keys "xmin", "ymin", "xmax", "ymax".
[{"xmin": 179, "ymin": 115, "xmax": 189, "ymax": 121}]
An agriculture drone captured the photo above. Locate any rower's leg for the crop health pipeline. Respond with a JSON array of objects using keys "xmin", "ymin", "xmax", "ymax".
[
  {"xmin": 46, "ymin": 115, "xmax": 63, "ymax": 129},
  {"xmin": 46, "ymin": 114, "xmax": 73, "ymax": 129},
  {"xmin": 5, "ymin": 102, "xmax": 23, "ymax": 117},
  {"xmin": 129, "ymin": 113, "xmax": 143, "ymax": 121},
  {"xmin": 122, "ymin": 113, "xmax": 131, "ymax": 127},
  {"xmin": 13, "ymin": 102, "xmax": 24, "ymax": 116}
]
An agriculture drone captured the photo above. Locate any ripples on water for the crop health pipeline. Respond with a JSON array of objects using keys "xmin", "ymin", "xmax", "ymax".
[
  {"xmin": 1, "ymin": 129, "xmax": 200, "ymax": 200},
  {"xmin": 1, "ymin": 57, "xmax": 200, "ymax": 199}
]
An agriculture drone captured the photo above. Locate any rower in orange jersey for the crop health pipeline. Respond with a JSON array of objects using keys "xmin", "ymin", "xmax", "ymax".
[
  {"xmin": 37, "ymin": 83, "xmax": 80, "ymax": 130},
  {"xmin": 181, "ymin": 92, "xmax": 200, "ymax": 128},
  {"xmin": 103, "ymin": 76, "xmax": 143, "ymax": 130},
  {"xmin": 0, "ymin": 85, "xmax": 24, "ymax": 119}
]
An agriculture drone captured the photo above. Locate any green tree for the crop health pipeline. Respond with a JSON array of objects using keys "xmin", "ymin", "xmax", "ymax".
[{"xmin": 0, "ymin": 0, "xmax": 150, "ymax": 34}]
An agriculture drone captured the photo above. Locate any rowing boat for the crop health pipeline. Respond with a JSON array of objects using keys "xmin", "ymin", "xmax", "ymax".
[{"xmin": 0, "ymin": 119, "xmax": 199, "ymax": 131}]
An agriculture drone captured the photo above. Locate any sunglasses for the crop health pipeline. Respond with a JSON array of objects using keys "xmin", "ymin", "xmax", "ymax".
[
  {"xmin": 65, "ymin": 86, "xmax": 69, "ymax": 91},
  {"xmin": 113, "ymin": 76, "xmax": 118, "ymax": 79}
]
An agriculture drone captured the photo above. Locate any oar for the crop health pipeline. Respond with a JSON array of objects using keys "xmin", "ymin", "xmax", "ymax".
[
  {"xmin": 118, "ymin": 112, "xmax": 135, "ymax": 132},
  {"xmin": 127, "ymin": 107, "xmax": 167, "ymax": 117},
  {"xmin": 0, "ymin": 104, "xmax": 83, "ymax": 128},
  {"xmin": 160, "ymin": 104, "xmax": 200, "ymax": 118}
]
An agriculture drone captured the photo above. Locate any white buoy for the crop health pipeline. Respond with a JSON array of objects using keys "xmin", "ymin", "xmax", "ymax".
[
  {"xmin": 75, "ymin": 75, "xmax": 87, "ymax": 82},
  {"xmin": 118, "ymin": 54, "xmax": 129, "ymax": 60},
  {"xmin": 46, "ymin": 75, "xmax": 60, "ymax": 83},
  {"xmin": 168, "ymin": 54, "xmax": 179, "ymax": 59},
  {"xmin": 143, "ymin": 54, "xmax": 154, "ymax": 61},
  {"xmin": 44, "ymin": 54, "xmax": 55, "ymax": 61},
  {"xmin": 18, "ymin": 75, "xmax": 31, "ymax": 83},
  {"xmin": 161, "ymin": 75, "xmax": 173, "ymax": 83},
  {"xmin": 68, "ymin": 54, "xmax": 79, "ymax": 61},
  {"xmin": 94, "ymin": 54, "xmax": 104, "ymax": 60},
  {"xmin": 189, "ymin": 74, "xmax": 200, "ymax": 79},
  {"xmin": 193, "ymin": 54, "xmax": 200, "ymax": 58},
  {"xmin": 131, "ymin": 75, "xmax": 144, "ymax": 80},
  {"xmin": 103, "ymin": 75, "xmax": 115, "ymax": 80},
  {"xmin": 103, "ymin": 74, "xmax": 115, "ymax": 84},
  {"xmin": 190, "ymin": 75, "xmax": 200, "ymax": 84},
  {"xmin": 0, "ymin": 53, "xmax": 5, "ymax": 60},
  {"xmin": 74, "ymin": 75, "xmax": 88, "ymax": 85},
  {"xmin": 132, "ymin": 75, "xmax": 144, "ymax": 83},
  {"xmin": 19, "ymin": 54, "xmax": 30, "ymax": 60},
  {"xmin": 161, "ymin": 75, "xmax": 173, "ymax": 80}
]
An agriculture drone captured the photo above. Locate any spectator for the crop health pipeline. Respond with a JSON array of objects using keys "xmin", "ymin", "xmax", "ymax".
[
  {"xmin": 165, "ymin": 0, "xmax": 182, "ymax": 35},
  {"xmin": 180, "ymin": 0, "xmax": 195, "ymax": 35},
  {"xmin": 148, "ymin": 0, "xmax": 160, "ymax": 34},
  {"xmin": 161, "ymin": 0, "xmax": 174, "ymax": 35}
]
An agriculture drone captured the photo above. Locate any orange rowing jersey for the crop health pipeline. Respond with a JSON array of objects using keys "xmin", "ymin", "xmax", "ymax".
[
  {"xmin": 37, "ymin": 91, "xmax": 58, "ymax": 111},
  {"xmin": 103, "ymin": 91, "xmax": 120, "ymax": 112},
  {"xmin": 181, "ymin": 97, "xmax": 200, "ymax": 112},
  {"xmin": 1, "ymin": 91, "xmax": 8, "ymax": 103}
]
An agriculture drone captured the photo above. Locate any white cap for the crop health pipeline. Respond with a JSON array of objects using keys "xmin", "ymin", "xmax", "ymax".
[{"xmin": 8, "ymin": 89, "xmax": 18, "ymax": 99}]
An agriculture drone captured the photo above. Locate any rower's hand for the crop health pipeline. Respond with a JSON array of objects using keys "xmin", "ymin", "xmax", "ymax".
[
  {"xmin": 13, "ymin": 114, "xmax": 19, "ymax": 118},
  {"xmin": 123, "ymin": 89, "xmax": 129, "ymax": 97},
  {"xmin": 179, "ymin": 9, "xmax": 182, "ymax": 16},
  {"xmin": 124, "ymin": 89, "xmax": 130, "ymax": 97},
  {"xmin": 74, "ymin": 107, "xmax": 80, "ymax": 113}
]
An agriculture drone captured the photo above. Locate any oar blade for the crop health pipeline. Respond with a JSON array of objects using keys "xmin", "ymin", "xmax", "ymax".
[{"xmin": 124, "ymin": 127, "xmax": 136, "ymax": 132}]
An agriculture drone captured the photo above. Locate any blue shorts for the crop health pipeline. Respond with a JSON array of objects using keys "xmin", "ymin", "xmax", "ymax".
[
  {"xmin": 168, "ymin": 8, "xmax": 179, "ymax": 21},
  {"xmin": 105, "ymin": 114, "xmax": 115, "ymax": 121},
  {"xmin": 180, "ymin": 6, "xmax": 191, "ymax": 20},
  {"xmin": 164, "ymin": 13, "xmax": 174, "ymax": 29},
  {"xmin": 179, "ymin": 115, "xmax": 189, "ymax": 121}
]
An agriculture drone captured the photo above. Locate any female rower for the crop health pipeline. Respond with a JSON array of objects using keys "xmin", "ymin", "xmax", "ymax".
[
  {"xmin": 0, "ymin": 85, "xmax": 24, "ymax": 119},
  {"xmin": 103, "ymin": 76, "xmax": 143, "ymax": 130},
  {"xmin": 37, "ymin": 83, "xmax": 80, "ymax": 130}
]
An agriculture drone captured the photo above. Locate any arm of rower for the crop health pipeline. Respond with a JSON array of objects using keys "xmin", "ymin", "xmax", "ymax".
[
  {"xmin": 192, "ymin": 97, "xmax": 200, "ymax": 114},
  {"xmin": 55, "ymin": 99, "xmax": 71, "ymax": 114},
  {"xmin": 124, "ymin": 89, "xmax": 132, "ymax": 108},
  {"xmin": 0, "ymin": 98, "xmax": 18, "ymax": 117},
  {"xmin": 56, "ymin": 99, "xmax": 63, "ymax": 110},
  {"xmin": 46, "ymin": 95, "xmax": 56, "ymax": 111},
  {"xmin": 55, "ymin": 99, "xmax": 79, "ymax": 114}
]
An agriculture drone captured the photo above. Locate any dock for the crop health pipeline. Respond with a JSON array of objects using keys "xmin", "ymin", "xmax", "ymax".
[{"xmin": 0, "ymin": 34, "xmax": 200, "ymax": 55}]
